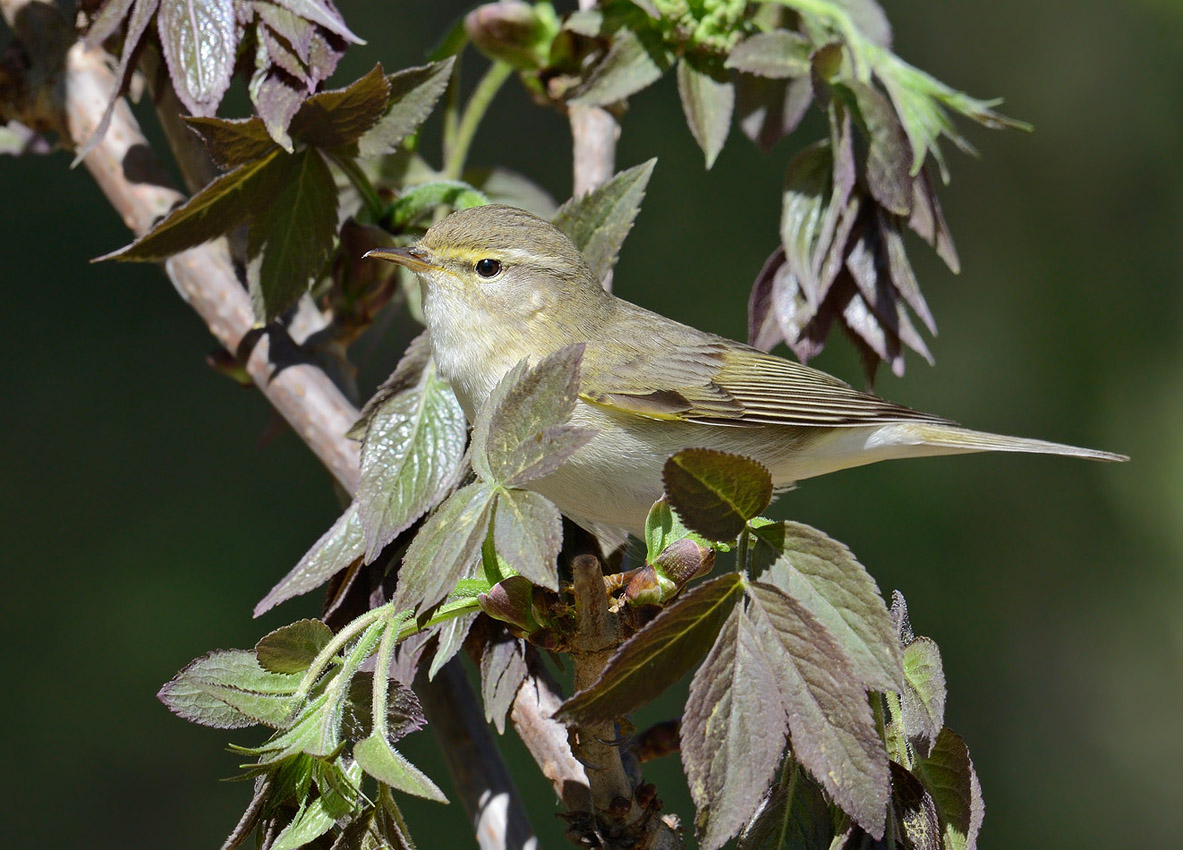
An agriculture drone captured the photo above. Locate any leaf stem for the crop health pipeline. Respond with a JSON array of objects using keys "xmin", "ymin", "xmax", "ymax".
[
  {"xmin": 380, "ymin": 784, "xmax": 419, "ymax": 850},
  {"xmin": 443, "ymin": 61, "xmax": 514, "ymax": 180},
  {"xmin": 371, "ymin": 617, "xmax": 400, "ymax": 740},
  {"xmin": 737, "ymin": 525, "xmax": 751, "ymax": 575},
  {"xmin": 329, "ymin": 151, "xmax": 385, "ymax": 220},
  {"xmin": 294, "ymin": 605, "xmax": 388, "ymax": 704}
]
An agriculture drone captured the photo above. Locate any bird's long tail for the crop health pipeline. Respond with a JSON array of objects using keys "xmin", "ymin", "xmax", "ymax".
[{"xmin": 884, "ymin": 422, "xmax": 1128, "ymax": 463}]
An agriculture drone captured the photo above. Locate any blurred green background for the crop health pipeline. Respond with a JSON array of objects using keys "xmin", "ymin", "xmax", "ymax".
[{"xmin": 3, "ymin": 1, "xmax": 1179, "ymax": 847}]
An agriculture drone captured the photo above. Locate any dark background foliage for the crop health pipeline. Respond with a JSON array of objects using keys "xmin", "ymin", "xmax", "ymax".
[{"xmin": 2, "ymin": 0, "xmax": 1178, "ymax": 847}]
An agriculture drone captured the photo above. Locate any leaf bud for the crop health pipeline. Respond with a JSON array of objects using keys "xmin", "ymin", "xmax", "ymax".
[{"xmin": 465, "ymin": 2, "xmax": 559, "ymax": 71}]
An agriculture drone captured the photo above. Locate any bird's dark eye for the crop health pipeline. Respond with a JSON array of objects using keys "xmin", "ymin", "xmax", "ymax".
[{"xmin": 475, "ymin": 258, "xmax": 502, "ymax": 278}]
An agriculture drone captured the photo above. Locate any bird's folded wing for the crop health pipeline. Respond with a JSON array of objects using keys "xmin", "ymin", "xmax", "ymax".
[{"xmin": 580, "ymin": 338, "xmax": 955, "ymax": 429}]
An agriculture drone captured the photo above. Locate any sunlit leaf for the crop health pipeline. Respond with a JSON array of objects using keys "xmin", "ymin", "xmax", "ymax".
[
  {"xmin": 288, "ymin": 64, "xmax": 390, "ymax": 150},
  {"xmin": 358, "ymin": 59, "xmax": 456, "ymax": 158},
  {"xmin": 683, "ymin": 605, "xmax": 788, "ymax": 850},
  {"xmin": 157, "ymin": 0, "xmax": 237, "ymax": 117},
  {"xmin": 394, "ymin": 482, "xmax": 497, "ymax": 615},
  {"xmin": 249, "ymin": 66, "xmax": 306, "ymax": 149},
  {"xmin": 726, "ymin": 31, "xmax": 813, "ymax": 79},
  {"xmin": 272, "ymin": 0, "xmax": 363, "ymax": 44},
  {"xmin": 255, "ymin": 502, "xmax": 365, "ymax": 617},
  {"xmin": 559, "ymin": 573, "xmax": 744, "ymax": 725},
  {"xmin": 663, "ymin": 449, "xmax": 772, "ymax": 542},
  {"xmin": 354, "ymin": 733, "xmax": 448, "ymax": 802},
  {"xmin": 255, "ymin": 619, "xmax": 333, "ymax": 674},
  {"xmin": 553, "ymin": 159, "xmax": 656, "ymax": 284},
  {"xmin": 383, "ymin": 180, "xmax": 489, "ymax": 231},
  {"xmin": 271, "ymin": 761, "xmax": 363, "ymax": 850},
  {"xmin": 248, "ymin": 147, "xmax": 339, "ymax": 321},
  {"xmin": 569, "ymin": 26, "xmax": 669, "ymax": 107},
  {"xmin": 492, "ymin": 489, "xmax": 563, "ymax": 590},
  {"xmin": 746, "ymin": 582, "xmax": 889, "ymax": 839},
  {"xmin": 836, "ymin": 79, "xmax": 912, "ymax": 216},
  {"xmin": 158, "ymin": 649, "xmax": 301, "ymax": 729},
  {"xmin": 101, "ymin": 148, "xmax": 284, "ymax": 262},
  {"xmin": 471, "ymin": 344, "xmax": 593, "ymax": 488},
  {"xmin": 426, "ymin": 611, "xmax": 477, "ymax": 680},
  {"xmin": 749, "ymin": 519, "xmax": 902, "ymax": 692},
  {"xmin": 678, "ymin": 56, "xmax": 734, "ymax": 169},
  {"xmin": 356, "ymin": 359, "xmax": 467, "ymax": 562}
]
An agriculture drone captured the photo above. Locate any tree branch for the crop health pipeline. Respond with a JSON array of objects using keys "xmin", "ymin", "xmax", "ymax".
[{"xmin": 0, "ymin": 6, "xmax": 593, "ymax": 848}]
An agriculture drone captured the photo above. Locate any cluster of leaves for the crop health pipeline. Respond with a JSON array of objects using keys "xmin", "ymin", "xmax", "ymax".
[
  {"xmin": 463, "ymin": 0, "xmax": 1024, "ymax": 381},
  {"xmin": 560, "ymin": 449, "xmax": 982, "ymax": 850}
]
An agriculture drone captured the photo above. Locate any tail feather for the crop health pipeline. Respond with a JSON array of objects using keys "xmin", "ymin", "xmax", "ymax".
[{"xmin": 901, "ymin": 423, "xmax": 1128, "ymax": 463}]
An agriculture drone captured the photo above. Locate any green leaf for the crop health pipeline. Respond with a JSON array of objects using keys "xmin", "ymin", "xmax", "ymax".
[
  {"xmin": 492, "ymin": 489, "xmax": 563, "ymax": 590},
  {"xmin": 351, "ymin": 331, "xmax": 433, "ymax": 438},
  {"xmin": 890, "ymin": 761, "xmax": 942, "ymax": 850},
  {"xmin": 183, "ymin": 116, "xmax": 279, "ymax": 170},
  {"xmin": 255, "ymin": 502, "xmax": 365, "ymax": 617},
  {"xmin": 354, "ymin": 733, "xmax": 449, "ymax": 802},
  {"xmin": 890, "ymin": 591, "xmax": 947, "ymax": 754},
  {"xmin": 393, "ymin": 481, "xmax": 497, "ymax": 615},
  {"xmin": 644, "ymin": 497, "xmax": 714, "ymax": 563},
  {"xmin": 248, "ymin": 147, "xmax": 339, "ymax": 321},
  {"xmin": 569, "ymin": 26, "xmax": 670, "ymax": 107},
  {"xmin": 272, "ymin": 0, "xmax": 363, "ymax": 44},
  {"xmin": 746, "ymin": 582, "xmax": 889, "ymax": 839},
  {"xmin": 738, "ymin": 763, "xmax": 833, "ymax": 850},
  {"xmin": 559, "ymin": 573, "xmax": 744, "ymax": 725},
  {"xmin": 157, "ymin": 0, "xmax": 237, "ymax": 117},
  {"xmin": 677, "ymin": 56, "xmax": 735, "ymax": 169},
  {"xmin": 358, "ymin": 58, "xmax": 456, "ymax": 158},
  {"xmin": 749, "ymin": 520, "xmax": 903, "ymax": 692},
  {"xmin": 683, "ymin": 604, "xmax": 788, "ymax": 850},
  {"xmin": 726, "ymin": 31, "xmax": 813, "ymax": 79},
  {"xmin": 288, "ymin": 64, "xmax": 390, "ymax": 150},
  {"xmin": 255, "ymin": 619, "xmax": 333, "ymax": 674},
  {"xmin": 552, "ymin": 158, "xmax": 656, "ymax": 284},
  {"xmin": 471, "ymin": 344, "xmax": 594, "ymax": 488},
  {"xmin": 383, "ymin": 180, "xmax": 490, "ymax": 231},
  {"xmin": 100, "ymin": 148, "xmax": 284, "ymax": 262},
  {"xmin": 912, "ymin": 728, "xmax": 983, "ymax": 850},
  {"xmin": 662, "ymin": 449, "xmax": 773, "ymax": 542},
  {"xmin": 271, "ymin": 760, "xmax": 364, "ymax": 850},
  {"xmin": 158, "ymin": 649, "xmax": 301, "ymax": 729},
  {"xmin": 480, "ymin": 632, "xmax": 528, "ymax": 734},
  {"xmin": 356, "ymin": 360, "xmax": 467, "ymax": 562}
]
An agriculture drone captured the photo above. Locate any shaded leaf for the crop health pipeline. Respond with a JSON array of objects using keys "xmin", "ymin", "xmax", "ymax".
[
  {"xmin": 271, "ymin": 761, "xmax": 363, "ymax": 850},
  {"xmin": 569, "ymin": 26, "xmax": 669, "ymax": 107},
  {"xmin": 747, "ymin": 582, "xmax": 889, "ymax": 839},
  {"xmin": 272, "ymin": 0, "xmax": 362, "ymax": 44},
  {"xmin": 684, "ymin": 605, "xmax": 788, "ymax": 850},
  {"xmin": 354, "ymin": 733, "xmax": 448, "ymax": 802},
  {"xmin": 288, "ymin": 64, "xmax": 390, "ymax": 150},
  {"xmin": 559, "ymin": 573, "xmax": 744, "ymax": 725},
  {"xmin": 553, "ymin": 159, "xmax": 656, "ymax": 284},
  {"xmin": 157, "ymin": 0, "xmax": 237, "ymax": 117},
  {"xmin": 877, "ymin": 208, "xmax": 936, "ymax": 334},
  {"xmin": 341, "ymin": 672, "xmax": 426, "ymax": 745},
  {"xmin": 480, "ymin": 631, "xmax": 529, "ymax": 733},
  {"xmin": 890, "ymin": 761, "xmax": 941, "ymax": 850},
  {"xmin": 183, "ymin": 115, "xmax": 278, "ymax": 170},
  {"xmin": 736, "ymin": 72, "xmax": 814, "ymax": 152},
  {"xmin": 249, "ymin": 66, "xmax": 306, "ymax": 149},
  {"xmin": 779, "ymin": 141, "xmax": 832, "ymax": 300},
  {"xmin": 908, "ymin": 167, "xmax": 959, "ymax": 273},
  {"xmin": 739, "ymin": 763, "xmax": 833, "ymax": 850},
  {"xmin": 383, "ymin": 180, "xmax": 490, "ymax": 231},
  {"xmin": 726, "ymin": 31, "xmax": 813, "ymax": 79},
  {"xmin": 358, "ymin": 59, "xmax": 456, "ymax": 158},
  {"xmin": 256, "ymin": 619, "xmax": 333, "ymax": 674},
  {"xmin": 356, "ymin": 359, "xmax": 467, "ymax": 562},
  {"xmin": 158, "ymin": 649, "xmax": 301, "ymax": 729},
  {"xmin": 838, "ymin": 79, "xmax": 912, "ymax": 216},
  {"xmin": 255, "ymin": 502, "xmax": 365, "ymax": 617},
  {"xmin": 86, "ymin": 0, "xmax": 138, "ymax": 47},
  {"xmin": 101, "ymin": 148, "xmax": 284, "ymax": 262},
  {"xmin": 393, "ymin": 482, "xmax": 496, "ymax": 615},
  {"xmin": 248, "ymin": 147, "xmax": 339, "ymax": 321},
  {"xmin": 912, "ymin": 728, "xmax": 984, "ymax": 850},
  {"xmin": 663, "ymin": 449, "xmax": 772, "ymax": 542},
  {"xmin": 426, "ymin": 611, "xmax": 478, "ymax": 680},
  {"xmin": 492, "ymin": 489, "xmax": 563, "ymax": 590},
  {"xmin": 471, "ymin": 344, "xmax": 593, "ymax": 488},
  {"xmin": 748, "ymin": 520, "xmax": 903, "ymax": 696},
  {"xmin": 350, "ymin": 331, "xmax": 433, "ymax": 439},
  {"xmin": 678, "ymin": 56, "xmax": 735, "ymax": 169}
]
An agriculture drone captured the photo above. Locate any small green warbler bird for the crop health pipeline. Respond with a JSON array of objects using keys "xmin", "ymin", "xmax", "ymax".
[{"xmin": 367, "ymin": 205, "xmax": 1126, "ymax": 540}]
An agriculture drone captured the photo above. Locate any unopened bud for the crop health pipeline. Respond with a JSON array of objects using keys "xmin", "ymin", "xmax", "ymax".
[
  {"xmin": 653, "ymin": 537, "xmax": 715, "ymax": 586},
  {"xmin": 465, "ymin": 2, "xmax": 557, "ymax": 70},
  {"xmin": 477, "ymin": 575, "xmax": 535, "ymax": 631}
]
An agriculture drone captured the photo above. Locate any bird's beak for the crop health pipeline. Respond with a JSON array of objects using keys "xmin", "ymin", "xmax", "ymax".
[{"xmin": 363, "ymin": 246, "xmax": 439, "ymax": 273}]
